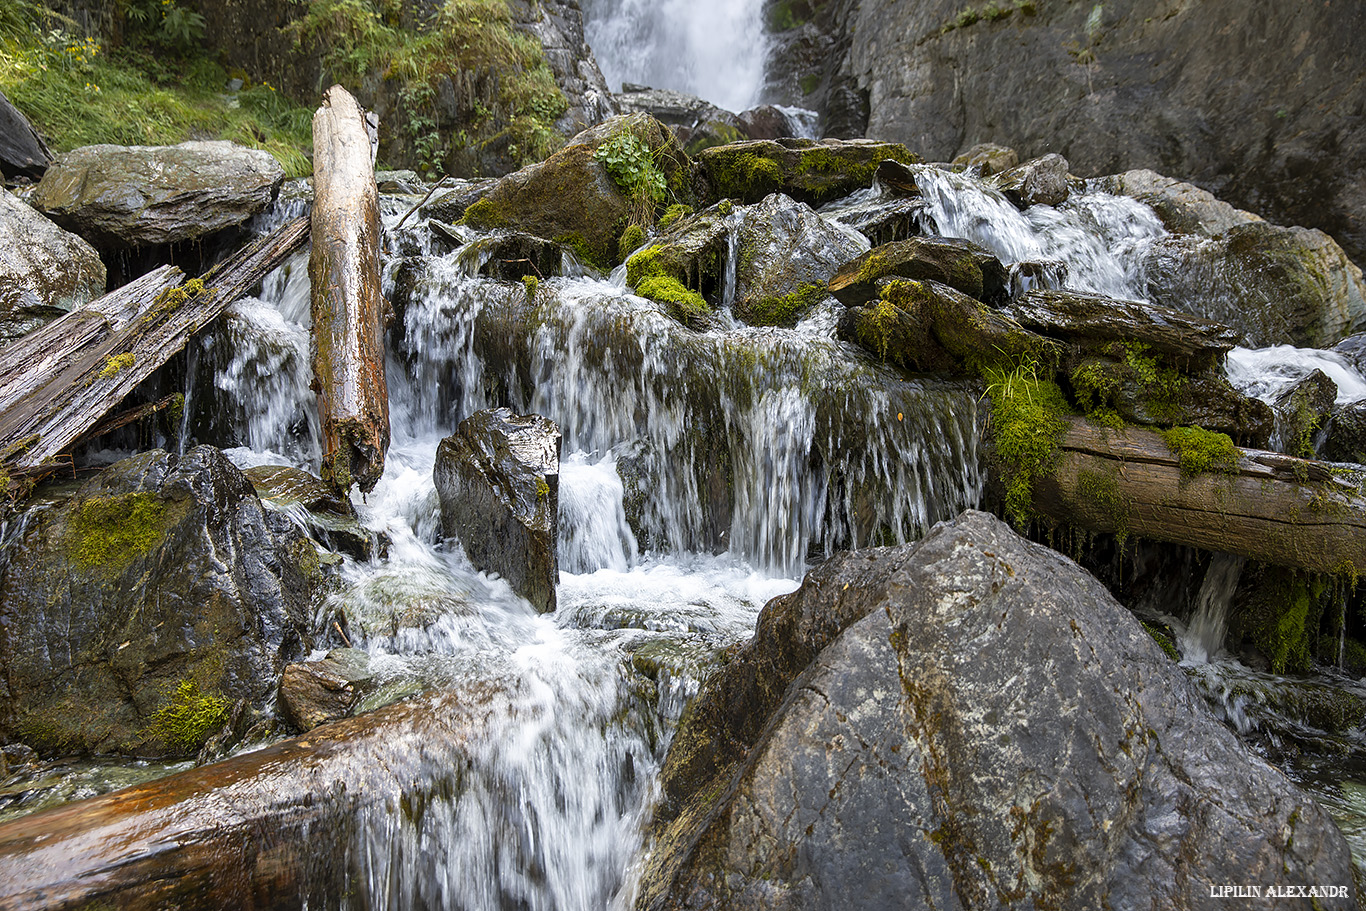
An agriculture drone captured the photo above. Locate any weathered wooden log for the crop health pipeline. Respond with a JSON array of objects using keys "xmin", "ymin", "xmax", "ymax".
[
  {"xmin": 0, "ymin": 216, "xmax": 309, "ymax": 472},
  {"xmin": 1032, "ymin": 417, "xmax": 1366, "ymax": 575},
  {"xmin": 310, "ymin": 84, "xmax": 389, "ymax": 494},
  {"xmin": 0, "ymin": 694, "xmax": 480, "ymax": 911}
]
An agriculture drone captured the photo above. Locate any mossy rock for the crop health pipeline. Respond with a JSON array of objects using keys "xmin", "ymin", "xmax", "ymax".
[
  {"xmin": 1229, "ymin": 565, "xmax": 1332, "ymax": 675},
  {"xmin": 0, "ymin": 447, "xmax": 320, "ymax": 758},
  {"xmin": 624, "ymin": 204, "xmax": 731, "ymax": 329},
  {"xmin": 828, "ymin": 235, "xmax": 1009, "ymax": 305},
  {"xmin": 461, "ymin": 113, "xmax": 694, "ymax": 271},
  {"xmin": 699, "ymin": 137, "xmax": 921, "ymax": 208},
  {"xmin": 837, "ymin": 279, "xmax": 1055, "ymax": 375}
]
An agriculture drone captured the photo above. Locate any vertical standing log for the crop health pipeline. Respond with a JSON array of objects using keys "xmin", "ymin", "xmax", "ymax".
[{"xmin": 310, "ymin": 84, "xmax": 390, "ymax": 494}]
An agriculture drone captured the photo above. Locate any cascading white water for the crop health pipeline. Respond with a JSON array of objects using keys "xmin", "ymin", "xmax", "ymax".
[
  {"xmin": 581, "ymin": 0, "xmax": 769, "ymax": 113},
  {"xmin": 1178, "ymin": 553, "xmax": 1246, "ymax": 665}
]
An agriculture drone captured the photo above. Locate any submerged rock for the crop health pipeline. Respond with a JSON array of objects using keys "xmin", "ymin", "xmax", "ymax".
[
  {"xmin": 0, "ymin": 190, "xmax": 106, "ymax": 341},
  {"xmin": 0, "ymin": 447, "xmax": 321, "ymax": 758},
  {"xmin": 1141, "ymin": 223, "xmax": 1366, "ymax": 348},
  {"xmin": 699, "ymin": 137, "xmax": 920, "ymax": 207},
  {"xmin": 32, "ymin": 140, "xmax": 284, "ymax": 249},
  {"xmin": 460, "ymin": 113, "xmax": 693, "ymax": 270},
  {"xmin": 639, "ymin": 511, "xmax": 1355, "ymax": 910},
  {"xmin": 828, "ymin": 235, "xmax": 1009, "ymax": 305},
  {"xmin": 434, "ymin": 408, "xmax": 561, "ymax": 613},
  {"xmin": 0, "ymin": 89, "xmax": 51, "ymax": 180}
]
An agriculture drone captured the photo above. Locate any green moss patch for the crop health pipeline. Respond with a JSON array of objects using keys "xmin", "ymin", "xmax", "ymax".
[
  {"xmin": 145, "ymin": 679, "xmax": 229, "ymax": 752},
  {"xmin": 744, "ymin": 282, "xmax": 827, "ymax": 328},
  {"xmin": 983, "ymin": 359, "xmax": 1072, "ymax": 526},
  {"xmin": 67, "ymin": 492, "xmax": 173, "ymax": 574},
  {"xmin": 1158, "ymin": 426, "xmax": 1239, "ymax": 477},
  {"xmin": 636, "ymin": 275, "xmax": 711, "ymax": 328}
]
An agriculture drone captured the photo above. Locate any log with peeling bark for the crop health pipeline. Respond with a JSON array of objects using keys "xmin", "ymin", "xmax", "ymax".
[
  {"xmin": 1031, "ymin": 417, "xmax": 1366, "ymax": 575},
  {"xmin": 0, "ymin": 694, "xmax": 482, "ymax": 911},
  {"xmin": 310, "ymin": 84, "xmax": 389, "ymax": 494},
  {"xmin": 0, "ymin": 216, "xmax": 309, "ymax": 473}
]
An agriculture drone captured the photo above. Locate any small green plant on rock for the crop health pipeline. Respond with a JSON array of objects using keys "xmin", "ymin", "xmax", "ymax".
[
  {"xmin": 595, "ymin": 129, "xmax": 668, "ymax": 226},
  {"xmin": 1158, "ymin": 426, "xmax": 1239, "ymax": 477}
]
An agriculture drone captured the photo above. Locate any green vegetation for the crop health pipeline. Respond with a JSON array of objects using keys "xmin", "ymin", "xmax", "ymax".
[
  {"xmin": 657, "ymin": 204, "xmax": 693, "ymax": 231},
  {"xmin": 746, "ymin": 282, "xmax": 827, "ymax": 328},
  {"xmin": 709, "ymin": 152, "xmax": 783, "ymax": 200},
  {"xmin": 635, "ymin": 274, "xmax": 710, "ymax": 327},
  {"xmin": 618, "ymin": 222, "xmax": 646, "ymax": 261},
  {"xmin": 290, "ymin": 0, "xmax": 567, "ymax": 176},
  {"xmin": 1142, "ymin": 620, "xmax": 1180, "ymax": 661},
  {"xmin": 98, "ymin": 352, "xmax": 135, "ymax": 379},
  {"xmin": 67, "ymin": 492, "xmax": 173, "ymax": 574},
  {"xmin": 982, "ymin": 358, "xmax": 1072, "ymax": 526},
  {"xmin": 0, "ymin": 2, "xmax": 313, "ymax": 177},
  {"xmin": 146, "ymin": 679, "xmax": 229, "ymax": 751},
  {"xmin": 941, "ymin": 0, "xmax": 1035, "ymax": 34},
  {"xmin": 521, "ymin": 273, "xmax": 539, "ymax": 301},
  {"xmin": 595, "ymin": 129, "xmax": 667, "ymax": 226},
  {"xmin": 1237, "ymin": 569, "xmax": 1329, "ymax": 674},
  {"xmin": 1158, "ymin": 426, "xmax": 1238, "ymax": 477}
]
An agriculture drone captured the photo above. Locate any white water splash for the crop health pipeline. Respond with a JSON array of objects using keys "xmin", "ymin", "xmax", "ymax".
[
  {"xmin": 582, "ymin": 0, "xmax": 770, "ymax": 112},
  {"xmin": 1226, "ymin": 345, "xmax": 1366, "ymax": 407},
  {"xmin": 1178, "ymin": 553, "xmax": 1246, "ymax": 665}
]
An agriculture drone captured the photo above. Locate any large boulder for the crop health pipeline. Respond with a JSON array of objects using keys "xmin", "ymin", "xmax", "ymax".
[
  {"xmin": 989, "ymin": 152, "xmax": 1074, "ymax": 208},
  {"xmin": 624, "ymin": 203, "xmax": 731, "ymax": 329},
  {"xmin": 460, "ymin": 113, "xmax": 693, "ymax": 270},
  {"xmin": 640, "ymin": 511, "xmax": 1356, "ymax": 910},
  {"xmin": 31, "ymin": 140, "xmax": 284, "ymax": 249},
  {"xmin": 434, "ymin": 408, "xmax": 561, "ymax": 613},
  {"xmin": 0, "ymin": 90, "xmax": 51, "ymax": 180},
  {"xmin": 1141, "ymin": 222, "xmax": 1366, "ymax": 348},
  {"xmin": 0, "ymin": 447, "xmax": 321, "ymax": 758},
  {"xmin": 699, "ymin": 137, "xmax": 920, "ymax": 207},
  {"xmin": 731, "ymin": 193, "xmax": 867, "ymax": 326},
  {"xmin": 0, "ymin": 190, "xmax": 106, "ymax": 342},
  {"xmin": 1098, "ymin": 169, "xmax": 1264, "ymax": 237},
  {"xmin": 832, "ymin": 0, "xmax": 1366, "ymax": 268}
]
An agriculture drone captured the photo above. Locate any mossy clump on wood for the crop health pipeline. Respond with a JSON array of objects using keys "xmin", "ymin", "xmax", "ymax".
[
  {"xmin": 1158, "ymin": 426, "xmax": 1239, "ymax": 477},
  {"xmin": 983, "ymin": 359, "xmax": 1072, "ymax": 527}
]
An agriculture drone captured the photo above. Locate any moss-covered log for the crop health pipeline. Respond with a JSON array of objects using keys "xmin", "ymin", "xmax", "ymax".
[
  {"xmin": 0, "ymin": 216, "xmax": 309, "ymax": 474},
  {"xmin": 309, "ymin": 85, "xmax": 390, "ymax": 494},
  {"xmin": 1032, "ymin": 418, "xmax": 1366, "ymax": 575}
]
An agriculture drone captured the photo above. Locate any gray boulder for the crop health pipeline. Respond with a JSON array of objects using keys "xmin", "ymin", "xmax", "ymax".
[
  {"xmin": 640, "ymin": 510, "xmax": 1356, "ymax": 910},
  {"xmin": 434, "ymin": 408, "xmax": 561, "ymax": 613},
  {"xmin": 699, "ymin": 137, "xmax": 921, "ymax": 208},
  {"xmin": 31, "ymin": 140, "xmax": 284, "ymax": 248},
  {"xmin": 1270, "ymin": 369, "xmax": 1337, "ymax": 457},
  {"xmin": 0, "ymin": 447, "xmax": 321, "ymax": 758},
  {"xmin": 1324, "ymin": 399, "xmax": 1366, "ymax": 465},
  {"xmin": 0, "ymin": 190, "xmax": 106, "ymax": 342},
  {"xmin": 1141, "ymin": 222, "xmax": 1366, "ymax": 348},
  {"xmin": 732, "ymin": 193, "xmax": 866, "ymax": 326},
  {"xmin": 0, "ymin": 89, "xmax": 51, "ymax": 180},
  {"xmin": 989, "ymin": 152, "xmax": 1073, "ymax": 208},
  {"xmin": 951, "ymin": 141, "xmax": 1018, "ymax": 176},
  {"xmin": 1098, "ymin": 169, "xmax": 1264, "ymax": 237}
]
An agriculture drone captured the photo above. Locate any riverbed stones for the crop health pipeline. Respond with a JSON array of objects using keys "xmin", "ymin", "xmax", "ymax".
[
  {"xmin": 277, "ymin": 648, "xmax": 373, "ymax": 732},
  {"xmin": 951, "ymin": 141, "xmax": 1018, "ymax": 177},
  {"xmin": 434, "ymin": 408, "xmax": 561, "ymax": 613},
  {"xmin": 699, "ymin": 137, "xmax": 920, "ymax": 207},
  {"xmin": 460, "ymin": 113, "xmax": 692, "ymax": 270},
  {"xmin": 638, "ymin": 510, "xmax": 1356, "ymax": 910},
  {"xmin": 0, "ymin": 89, "xmax": 51, "ymax": 180},
  {"xmin": 828, "ymin": 235, "xmax": 1009, "ymax": 305},
  {"xmin": 1141, "ymin": 222, "xmax": 1366, "ymax": 349},
  {"xmin": 31, "ymin": 140, "xmax": 284, "ymax": 249},
  {"xmin": 0, "ymin": 190, "xmax": 106, "ymax": 341},
  {"xmin": 0, "ymin": 447, "xmax": 321, "ymax": 758}
]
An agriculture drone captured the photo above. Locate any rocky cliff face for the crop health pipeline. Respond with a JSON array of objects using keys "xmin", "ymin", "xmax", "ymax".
[{"xmin": 771, "ymin": 0, "xmax": 1366, "ymax": 266}]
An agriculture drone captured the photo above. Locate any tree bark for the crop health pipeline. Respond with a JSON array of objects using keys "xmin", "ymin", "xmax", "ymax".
[
  {"xmin": 1032, "ymin": 418, "xmax": 1366, "ymax": 575},
  {"xmin": 310, "ymin": 84, "xmax": 389, "ymax": 494},
  {"xmin": 0, "ymin": 216, "xmax": 309, "ymax": 473}
]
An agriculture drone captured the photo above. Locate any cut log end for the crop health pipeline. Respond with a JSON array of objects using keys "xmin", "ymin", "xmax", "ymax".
[{"xmin": 322, "ymin": 418, "xmax": 387, "ymax": 495}]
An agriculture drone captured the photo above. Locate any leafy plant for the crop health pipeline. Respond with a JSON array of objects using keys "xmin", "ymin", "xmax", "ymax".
[
  {"xmin": 595, "ymin": 129, "xmax": 668, "ymax": 225},
  {"xmin": 124, "ymin": 0, "xmax": 206, "ymax": 52}
]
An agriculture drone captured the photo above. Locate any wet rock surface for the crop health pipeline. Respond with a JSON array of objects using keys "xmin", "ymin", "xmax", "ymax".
[
  {"xmin": 829, "ymin": 235, "xmax": 1009, "ymax": 305},
  {"xmin": 0, "ymin": 447, "xmax": 321, "ymax": 758},
  {"xmin": 699, "ymin": 137, "xmax": 919, "ymax": 208},
  {"xmin": 639, "ymin": 511, "xmax": 1357, "ymax": 910},
  {"xmin": 31, "ymin": 140, "xmax": 284, "ymax": 249},
  {"xmin": 0, "ymin": 89, "xmax": 51, "ymax": 180},
  {"xmin": 0, "ymin": 190, "xmax": 106, "ymax": 342},
  {"xmin": 278, "ymin": 648, "xmax": 373, "ymax": 732},
  {"xmin": 434, "ymin": 408, "xmax": 561, "ymax": 613},
  {"xmin": 989, "ymin": 152, "xmax": 1073, "ymax": 208},
  {"xmin": 1098, "ymin": 169, "xmax": 1264, "ymax": 238}
]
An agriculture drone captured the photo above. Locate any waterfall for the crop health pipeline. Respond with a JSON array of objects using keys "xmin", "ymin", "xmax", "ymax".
[
  {"xmin": 581, "ymin": 0, "xmax": 770, "ymax": 112},
  {"xmin": 1178, "ymin": 553, "xmax": 1246, "ymax": 665}
]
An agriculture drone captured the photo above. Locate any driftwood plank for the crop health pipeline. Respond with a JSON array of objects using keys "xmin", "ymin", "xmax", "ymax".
[
  {"xmin": 1032, "ymin": 417, "xmax": 1366, "ymax": 574},
  {"xmin": 0, "ymin": 216, "xmax": 309, "ymax": 471},
  {"xmin": 310, "ymin": 84, "xmax": 389, "ymax": 494}
]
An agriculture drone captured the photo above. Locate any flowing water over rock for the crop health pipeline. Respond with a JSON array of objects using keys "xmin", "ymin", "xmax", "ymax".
[{"xmin": 10, "ymin": 161, "xmax": 1366, "ymax": 905}]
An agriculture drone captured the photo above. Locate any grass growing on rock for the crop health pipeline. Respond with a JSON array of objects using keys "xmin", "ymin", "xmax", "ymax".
[
  {"xmin": 67, "ymin": 492, "xmax": 173, "ymax": 574},
  {"xmin": 0, "ymin": 2, "xmax": 313, "ymax": 176},
  {"xmin": 982, "ymin": 358, "xmax": 1072, "ymax": 527}
]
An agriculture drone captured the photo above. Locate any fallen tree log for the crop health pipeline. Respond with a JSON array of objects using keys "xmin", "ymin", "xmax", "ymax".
[
  {"xmin": 0, "ymin": 216, "xmax": 309, "ymax": 472},
  {"xmin": 1032, "ymin": 417, "xmax": 1366, "ymax": 575},
  {"xmin": 0, "ymin": 694, "xmax": 481, "ymax": 911},
  {"xmin": 310, "ymin": 84, "xmax": 389, "ymax": 494}
]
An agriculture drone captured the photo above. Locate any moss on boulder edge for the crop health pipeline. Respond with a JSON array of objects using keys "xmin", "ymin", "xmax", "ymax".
[
  {"xmin": 461, "ymin": 113, "xmax": 694, "ymax": 272},
  {"xmin": 0, "ymin": 447, "xmax": 323, "ymax": 758},
  {"xmin": 699, "ymin": 137, "xmax": 921, "ymax": 208}
]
